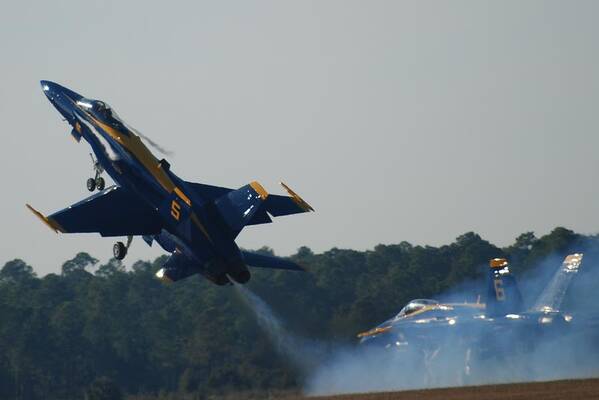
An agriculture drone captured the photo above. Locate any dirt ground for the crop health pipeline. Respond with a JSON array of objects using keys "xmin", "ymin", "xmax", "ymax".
[{"xmin": 294, "ymin": 378, "xmax": 599, "ymax": 400}]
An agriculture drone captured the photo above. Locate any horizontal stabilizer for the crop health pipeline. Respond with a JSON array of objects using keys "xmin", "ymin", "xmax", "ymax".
[
  {"xmin": 241, "ymin": 251, "xmax": 305, "ymax": 272},
  {"xmin": 27, "ymin": 186, "xmax": 163, "ymax": 237},
  {"xmin": 265, "ymin": 182, "xmax": 314, "ymax": 217},
  {"xmin": 185, "ymin": 180, "xmax": 313, "ymax": 226}
]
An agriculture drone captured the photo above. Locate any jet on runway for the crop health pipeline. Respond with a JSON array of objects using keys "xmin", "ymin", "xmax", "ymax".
[
  {"xmin": 28, "ymin": 81, "xmax": 314, "ymax": 286},
  {"xmin": 357, "ymin": 254, "xmax": 590, "ymax": 380}
]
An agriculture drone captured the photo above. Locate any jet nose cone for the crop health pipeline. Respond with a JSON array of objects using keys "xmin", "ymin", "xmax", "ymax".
[
  {"xmin": 40, "ymin": 80, "xmax": 84, "ymax": 101},
  {"xmin": 40, "ymin": 80, "xmax": 83, "ymax": 122},
  {"xmin": 40, "ymin": 80, "xmax": 52, "ymax": 91},
  {"xmin": 40, "ymin": 80, "xmax": 59, "ymax": 100}
]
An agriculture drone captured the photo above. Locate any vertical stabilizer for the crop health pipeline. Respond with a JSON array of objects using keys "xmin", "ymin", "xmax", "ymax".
[
  {"xmin": 215, "ymin": 181, "xmax": 268, "ymax": 238},
  {"xmin": 531, "ymin": 254, "xmax": 583, "ymax": 313},
  {"xmin": 486, "ymin": 258, "xmax": 523, "ymax": 317}
]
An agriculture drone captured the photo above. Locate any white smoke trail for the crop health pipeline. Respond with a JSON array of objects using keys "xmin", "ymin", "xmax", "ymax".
[
  {"xmin": 234, "ymin": 284, "xmax": 328, "ymax": 372},
  {"xmin": 77, "ymin": 116, "xmax": 121, "ymax": 161}
]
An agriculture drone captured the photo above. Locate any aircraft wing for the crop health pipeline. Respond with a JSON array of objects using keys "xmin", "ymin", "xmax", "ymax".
[
  {"xmin": 27, "ymin": 186, "xmax": 163, "ymax": 237},
  {"xmin": 530, "ymin": 253, "xmax": 583, "ymax": 313}
]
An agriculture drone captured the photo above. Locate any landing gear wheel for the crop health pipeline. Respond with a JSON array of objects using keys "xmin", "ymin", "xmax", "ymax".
[
  {"xmin": 88, "ymin": 153, "xmax": 105, "ymax": 192},
  {"xmin": 113, "ymin": 242, "xmax": 127, "ymax": 260},
  {"xmin": 86, "ymin": 178, "xmax": 96, "ymax": 192},
  {"xmin": 96, "ymin": 177, "xmax": 105, "ymax": 191}
]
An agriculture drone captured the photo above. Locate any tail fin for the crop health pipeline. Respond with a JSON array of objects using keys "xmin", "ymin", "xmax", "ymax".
[
  {"xmin": 486, "ymin": 258, "xmax": 523, "ymax": 317},
  {"xmin": 530, "ymin": 253, "xmax": 583, "ymax": 313},
  {"xmin": 215, "ymin": 181, "xmax": 269, "ymax": 238}
]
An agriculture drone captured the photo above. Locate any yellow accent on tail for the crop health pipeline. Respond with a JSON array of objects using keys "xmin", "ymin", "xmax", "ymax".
[
  {"xmin": 565, "ymin": 254, "xmax": 583, "ymax": 264},
  {"xmin": 490, "ymin": 258, "xmax": 508, "ymax": 269},
  {"xmin": 250, "ymin": 181, "xmax": 269, "ymax": 200},
  {"xmin": 280, "ymin": 182, "xmax": 314, "ymax": 212}
]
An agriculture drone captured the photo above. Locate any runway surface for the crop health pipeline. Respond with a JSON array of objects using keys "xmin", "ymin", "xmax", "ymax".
[{"xmin": 297, "ymin": 378, "xmax": 599, "ymax": 400}]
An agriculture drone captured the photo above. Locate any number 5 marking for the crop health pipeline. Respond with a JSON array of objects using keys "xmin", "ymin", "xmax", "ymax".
[
  {"xmin": 494, "ymin": 279, "xmax": 505, "ymax": 301},
  {"xmin": 171, "ymin": 200, "xmax": 181, "ymax": 221}
]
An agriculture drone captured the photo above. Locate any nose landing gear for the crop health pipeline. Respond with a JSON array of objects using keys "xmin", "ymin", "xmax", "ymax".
[
  {"xmin": 113, "ymin": 236, "xmax": 133, "ymax": 260},
  {"xmin": 87, "ymin": 153, "xmax": 105, "ymax": 192}
]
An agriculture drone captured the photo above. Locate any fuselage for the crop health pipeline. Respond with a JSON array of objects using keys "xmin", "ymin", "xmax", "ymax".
[
  {"xmin": 41, "ymin": 80, "xmax": 245, "ymax": 284},
  {"xmin": 358, "ymin": 298, "xmax": 576, "ymax": 357}
]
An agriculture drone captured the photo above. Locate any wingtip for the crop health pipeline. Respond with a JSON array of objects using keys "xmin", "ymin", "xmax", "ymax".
[
  {"xmin": 26, "ymin": 204, "xmax": 64, "ymax": 233},
  {"xmin": 279, "ymin": 181, "xmax": 314, "ymax": 212}
]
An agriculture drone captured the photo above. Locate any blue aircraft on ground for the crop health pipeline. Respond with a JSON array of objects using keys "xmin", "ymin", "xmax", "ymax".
[
  {"xmin": 357, "ymin": 254, "xmax": 594, "ymax": 383},
  {"xmin": 358, "ymin": 255, "xmax": 584, "ymax": 346},
  {"xmin": 28, "ymin": 81, "xmax": 314, "ymax": 285}
]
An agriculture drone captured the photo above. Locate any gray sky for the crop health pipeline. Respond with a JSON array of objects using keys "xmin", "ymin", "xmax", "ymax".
[{"xmin": 2, "ymin": 1, "xmax": 599, "ymax": 275}]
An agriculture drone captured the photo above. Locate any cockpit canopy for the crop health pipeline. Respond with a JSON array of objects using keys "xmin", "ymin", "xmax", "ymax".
[
  {"xmin": 395, "ymin": 299, "xmax": 439, "ymax": 319},
  {"xmin": 92, "ymin": 100, "xmax": 112, "ymax": 117},
  {"xmin": 77, "ymin": 98, "xmax": 126, "ymax": 130}
]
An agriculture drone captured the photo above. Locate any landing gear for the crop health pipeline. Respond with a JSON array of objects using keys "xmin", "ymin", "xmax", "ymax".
[
  {"xmin": 87, "ymin": 153, "xmax": 105, "ymax": 192},
  {"xmin": 86, "ymin": 178, "xmax": 96, "ymax": 192},
  {"xmin": 113, "ymin": 236, "xmax": 133, "ymax": 260},
  {"xmin": 113, "ymin": 242, "xmax": 127, "ymax": 260},
  {"xmin": 96, "ymin": 177, "xmax": 105, "ymax": 191}
]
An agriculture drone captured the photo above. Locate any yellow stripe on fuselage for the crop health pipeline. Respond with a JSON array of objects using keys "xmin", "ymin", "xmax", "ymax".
[
  {"xmin": 357, "ymin": 325, "xmax": 391, "ymax": 338},
  {"xmin": 446, "ymin": 303, "xmax": 486, "ymax": 309},
  {"xmin": 174, "ymin": 187, "xmax": 192, "ymax": 207},
  {"xmin": 91, "ymin": 117, "xmax": 176, "ymax": 193},
  {"xmin": 402, "ymin": 305, "xmax": 439, "ymax": 319}
]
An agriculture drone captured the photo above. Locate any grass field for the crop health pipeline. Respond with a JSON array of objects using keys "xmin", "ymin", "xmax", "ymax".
[{"xmin": 295, "ymin": 378, "xmax": 599, "ymax": 400}]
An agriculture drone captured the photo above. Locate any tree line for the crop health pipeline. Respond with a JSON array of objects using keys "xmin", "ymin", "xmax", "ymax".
[{"xmin": 0, "ymin": 227, "xmax": 598, "ymax": 399}]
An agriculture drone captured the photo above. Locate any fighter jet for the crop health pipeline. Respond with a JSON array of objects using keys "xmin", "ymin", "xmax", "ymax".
[
  {"xmin": 28, "ymin": 81, "xmax": 314, "ymax": 285},
  {"xmin": 357, "ymin": 254, "xmax": 586, "ymax": 380}
]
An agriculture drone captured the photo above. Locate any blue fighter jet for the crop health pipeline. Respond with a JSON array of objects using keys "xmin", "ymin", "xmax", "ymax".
[
  {"xmin": 358, "ymin": 255, "xmax": 586, "ymax": 345},
  {"xmin": 28, "ymin": 81, "xmax": 314, "ymax": 285},
  {"xmin": 357, "ymin": 254, "xmax": 592, "ymax": 383}
]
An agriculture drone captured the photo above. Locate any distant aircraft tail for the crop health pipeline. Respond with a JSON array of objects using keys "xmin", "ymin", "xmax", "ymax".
[
  {"xmin": 530, "ymin": 253, "xmax": 583, "ymax": 313},
  {"xmin": 486, "ymin": 258, "xmax": 523, "ymax": 317}
]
